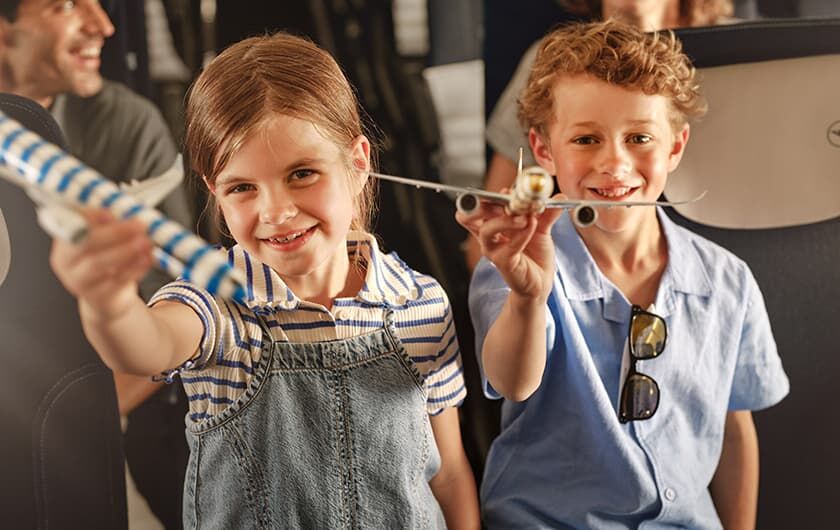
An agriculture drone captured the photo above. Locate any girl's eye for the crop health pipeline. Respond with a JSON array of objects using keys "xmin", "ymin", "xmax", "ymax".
[
  {"xmin": 289, "ymin": 169, "xmax": 315, "ymax": 181},
  {"xmin": 572, "ymin": 136, "xmax": 598, "ymax": 145},
  {"xmin": 628, "ymin": 134, "xmax": 653, "ymax": 145},
  {"xmin": 227, "ymin": 183, "xmax": 255, "ymax": 194},
  {"xmin": 61, "ymin": 1, "xmax": 76, "ymax": 11}
]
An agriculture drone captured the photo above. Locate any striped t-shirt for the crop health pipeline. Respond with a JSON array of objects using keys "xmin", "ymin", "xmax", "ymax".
[{"xmin": 150, "ymin": 231, "xmax": 466, "ymax": 422}]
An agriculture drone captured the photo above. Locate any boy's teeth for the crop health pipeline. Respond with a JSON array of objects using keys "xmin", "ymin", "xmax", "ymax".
[{"xmin": 594, "ymin": 187, "xmax": 631, "ymax": 198}]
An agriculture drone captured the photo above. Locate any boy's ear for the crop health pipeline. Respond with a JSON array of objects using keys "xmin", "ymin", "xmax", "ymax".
[
  {"xmin": 667, "ymin": 123, "xmax": 691, "ymax": 172},
  {"xmin": 349, "ymin": 134, "xmax": 371, "ymax": 194},
  {"xmin": 529, "ymin": 128, "xmax": 556, "ymax": 175}
]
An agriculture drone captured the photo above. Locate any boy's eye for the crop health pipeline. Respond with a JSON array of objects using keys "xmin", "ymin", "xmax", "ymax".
[
  {"xmin": 628, "ymin": 134, "xmax": 653, "ymax": 145},
  {"xmin": 60, "ymin": 1, "xmax": 76, "ymax": 11},
  {"xmin": 572, "ymin": 136, "xmax": 598, "ymax": 145}
]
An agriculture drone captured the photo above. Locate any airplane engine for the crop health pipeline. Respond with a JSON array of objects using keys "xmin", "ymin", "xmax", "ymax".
[
  {"xmin": 455, "ymin": 193, "xmax": 480, "ymax": 215},
  {"xmin": 572, "ymin": 204, "xmax": 597, "ymax": 227}
]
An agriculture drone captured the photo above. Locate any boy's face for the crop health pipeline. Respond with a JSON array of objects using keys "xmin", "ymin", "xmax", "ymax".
[
  {"xmin": 530, "ymin": 74, "xmax": 689, "ymax": 234},
  {"xmin": 0, "ymin": 0, "xmax": 114, "ymax": 104}
]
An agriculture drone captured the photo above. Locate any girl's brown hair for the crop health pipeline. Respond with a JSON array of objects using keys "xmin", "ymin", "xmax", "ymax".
[
  {"xmin": 559, "ymin": 0, "xmax": 733, "ymax": 27},
  {"xmin": 184, "ymin": 32, "xmax": 377, "ymax": 232},
  {"xmin": 519, "ymin": 19, "xmax": 707, "ymax": 139}
]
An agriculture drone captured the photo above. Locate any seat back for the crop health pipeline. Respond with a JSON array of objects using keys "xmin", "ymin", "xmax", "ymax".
[
  {"xmin": 0, "ymin": 93, "xmax": 126, "ymax": 529},
  {"xmin": 669, "ymin": 19, "xmax": 840, "ymax": 529}
]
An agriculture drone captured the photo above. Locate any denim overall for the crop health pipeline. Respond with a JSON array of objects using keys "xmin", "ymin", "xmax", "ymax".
[{"xmin": 182, "ymin": 310, "xmax": 445, "ymax": 529}]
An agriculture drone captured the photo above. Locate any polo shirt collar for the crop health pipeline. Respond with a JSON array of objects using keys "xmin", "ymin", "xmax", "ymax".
[
  {"xmin": 230, "ymin": 230, "xmax": 423, "ymax": 314},
  {"xmin": 552, "ymin": 207, "xmax": 712, "ymax": 321}
]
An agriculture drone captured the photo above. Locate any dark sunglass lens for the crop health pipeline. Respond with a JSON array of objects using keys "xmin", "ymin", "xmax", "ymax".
[
  {"xmin": 630, "ymin": 313, "xmax": 666, "ymax": 359},
  {"xmin": 620, "ymin": 373, "xmax": 660, "ymax": 422}
]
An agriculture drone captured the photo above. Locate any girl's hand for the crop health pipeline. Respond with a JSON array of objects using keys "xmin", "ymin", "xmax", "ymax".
[
  {"xmin": 50, "ymin": 209, "xmax": 154, "ymax": 319},
  {"xmin": 456, "ymin": 193, "xmax": 565, "ymax": 302}
]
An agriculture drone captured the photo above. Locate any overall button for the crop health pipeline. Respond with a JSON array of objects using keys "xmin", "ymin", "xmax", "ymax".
[{"xmin": 663, "ymin": 487, "xmax": 676, "ymax": 502}]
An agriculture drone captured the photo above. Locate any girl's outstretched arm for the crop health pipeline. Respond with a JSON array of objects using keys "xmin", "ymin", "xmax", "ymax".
[
  {"xmin": 50, "ymin": 209, "xmax": 203, "ymax": 375},
  {"xmin": 428, "ymin": 407, "xmax": 480, "ymax": 530}
]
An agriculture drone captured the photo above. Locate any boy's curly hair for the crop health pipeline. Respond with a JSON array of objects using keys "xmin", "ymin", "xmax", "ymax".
[{"xmin": 519, "ymin": 19, "xmax": 707, "ymax": 138}]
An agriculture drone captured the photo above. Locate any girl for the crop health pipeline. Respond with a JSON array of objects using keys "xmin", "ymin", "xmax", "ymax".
[{"xmin": 50, "ymin": 32, "xmax": 479, "ymax": 529}]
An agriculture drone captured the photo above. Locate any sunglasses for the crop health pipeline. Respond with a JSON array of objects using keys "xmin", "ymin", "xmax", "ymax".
[{"xmin": 619, "ymin": 305, "xmax": 667, "ymax": 423}]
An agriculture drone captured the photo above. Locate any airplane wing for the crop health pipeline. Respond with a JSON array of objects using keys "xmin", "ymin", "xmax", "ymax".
[
  {"xmin": 119, "ymin": 154, "xmax": 184, "ymax": 207},
  {"xmin": 371, "ymin": 171, "xmax": 511, "ymax": 202},
  {"xmin": 544, "ymin": 190, "xmax": 708, "ymax": 210}
]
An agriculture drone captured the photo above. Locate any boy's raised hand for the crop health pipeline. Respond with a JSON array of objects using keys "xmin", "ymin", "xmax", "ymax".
[
  {"xmin": 456, "ymin": 192, "xmax": 566, "ymax": 303},
  {"xmin": 50, "ymin": 209, "xmax": 154, "ymax": 319}
]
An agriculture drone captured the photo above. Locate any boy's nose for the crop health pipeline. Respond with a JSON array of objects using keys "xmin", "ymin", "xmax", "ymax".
[
  {"xmin": 80, "ymin": 1, "xmax": 115, "ymax": 38},
  {"xmin": 597, "ymin": 144, "xmax": 632, "ymax": 178}
]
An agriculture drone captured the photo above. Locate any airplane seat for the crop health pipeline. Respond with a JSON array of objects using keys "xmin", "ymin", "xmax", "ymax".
[
  {"xmin": 667, "ymin": 18, "xmax": 840, "ymax": 529},
  {"xmin": 0, "ymin": 93, "xmax": 127, "ymax": 529}
]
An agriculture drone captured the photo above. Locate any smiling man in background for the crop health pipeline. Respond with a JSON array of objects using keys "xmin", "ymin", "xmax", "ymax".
[{"xmin": 0, "ymin": 2, "xmax": 191, "ymax": 528}]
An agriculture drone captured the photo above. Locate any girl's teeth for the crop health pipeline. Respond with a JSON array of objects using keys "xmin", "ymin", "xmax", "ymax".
[{"xmin": 269, "ymin": 230, "xmax": 305, "ymax": 243}]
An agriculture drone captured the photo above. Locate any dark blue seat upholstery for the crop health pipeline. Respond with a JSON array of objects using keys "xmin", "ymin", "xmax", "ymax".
[
  {"xmin": 670, "ymin": 18, "xmax": 840, "ymax": 529},
  {"xmin": 0, "ymin": 93, "xmax": 127, "ymax": 529}
]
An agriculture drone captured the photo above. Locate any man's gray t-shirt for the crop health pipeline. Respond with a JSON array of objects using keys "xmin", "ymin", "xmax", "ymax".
[{"xmin": 51, "ymin": 80, "xmax": 193, "ymax": 298}]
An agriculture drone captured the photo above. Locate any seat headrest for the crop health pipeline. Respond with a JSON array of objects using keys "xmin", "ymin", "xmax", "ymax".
[{"xmin": 0, "ymin": 93, "xmax": 67, "ymax": 149}]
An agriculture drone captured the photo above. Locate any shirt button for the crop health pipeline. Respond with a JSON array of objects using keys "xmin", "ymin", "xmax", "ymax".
[{"xmin": 663, "ymin": 487, "xmax": 676, "ymax": 502}]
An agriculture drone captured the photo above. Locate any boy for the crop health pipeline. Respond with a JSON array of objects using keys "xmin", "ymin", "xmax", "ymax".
[{"xmin": 458, "ymin": 19, "xmax": 788, "ymax": 529}]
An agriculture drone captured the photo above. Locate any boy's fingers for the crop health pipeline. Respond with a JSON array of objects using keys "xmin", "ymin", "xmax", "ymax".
[{"xmin": 535, "ymin": 193, "xmax": 568, "ymax": 234}]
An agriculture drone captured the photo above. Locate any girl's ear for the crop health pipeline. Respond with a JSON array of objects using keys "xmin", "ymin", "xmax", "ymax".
[
  {"xmin": 529, "ymin": 128, "xmax": 556, "ymax": 175},
  {"xmin": 668, "ymin": 123, "xmax": 691, "ymax": 172},
  {"xmin": 202, "ymin": 175, "xmax": 216, "ymax": 195},
  {"xmin": 348, "ymin": 135, "xmax": 371, "ymax": 194}
]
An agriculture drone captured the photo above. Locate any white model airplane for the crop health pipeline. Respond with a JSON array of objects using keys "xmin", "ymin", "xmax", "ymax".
[
  {"xmin": 15, "ymin": 155, "xmax": 185, "ymax": 244},
  {"xmin": 371, "ymin": 148, "xmax": 706, "ymax": 227},
  {"xmin": 0, "ymin": 111, "xmax": 246, "ymax": 303}
]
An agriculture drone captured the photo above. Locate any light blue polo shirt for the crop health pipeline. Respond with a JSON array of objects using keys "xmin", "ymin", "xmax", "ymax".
[{"xmin": 469, "ymin": 208, "xmax": 789, "ymax": 529}]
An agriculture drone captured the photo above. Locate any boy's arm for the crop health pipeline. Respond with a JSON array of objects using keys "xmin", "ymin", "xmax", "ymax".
[
  {"xmin": 710, "ymin": 410, "xmax": 759, "ymax": 530},
  {"xmin": 481, "ymin": 292, "xmax": 549, "ymax": 401},
  {"xmin": 428, "ymin": 408, "xmax": 480, "ymax": 530},
  {"xmin": 457, "ymin": 197, "xmax": 564, "ymax": 401}
]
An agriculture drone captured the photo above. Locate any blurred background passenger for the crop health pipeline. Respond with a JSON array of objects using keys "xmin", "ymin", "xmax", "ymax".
[{"xmin": 0, "ymin": 1, "xmax": 192, "ymax": 528}]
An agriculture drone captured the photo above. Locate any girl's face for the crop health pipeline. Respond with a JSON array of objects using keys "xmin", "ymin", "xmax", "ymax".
[
  {"xmin": 531, "ymin": 74, "xmax": 688, "ymax": 235},
  {"xmin": 208, "ymin": 115, "xmax": 369, "ymax": 294}
]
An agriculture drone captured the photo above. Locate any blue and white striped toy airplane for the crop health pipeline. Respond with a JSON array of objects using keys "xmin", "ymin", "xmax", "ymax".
[{"xmin": 0, "ymin": 110, "xmax": 246, "ymax": 303}]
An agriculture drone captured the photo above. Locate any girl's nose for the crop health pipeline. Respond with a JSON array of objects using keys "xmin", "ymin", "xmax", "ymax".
[{"xmin": 259, "ymin": 192, "xmax": 298, "ymax": 225}]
